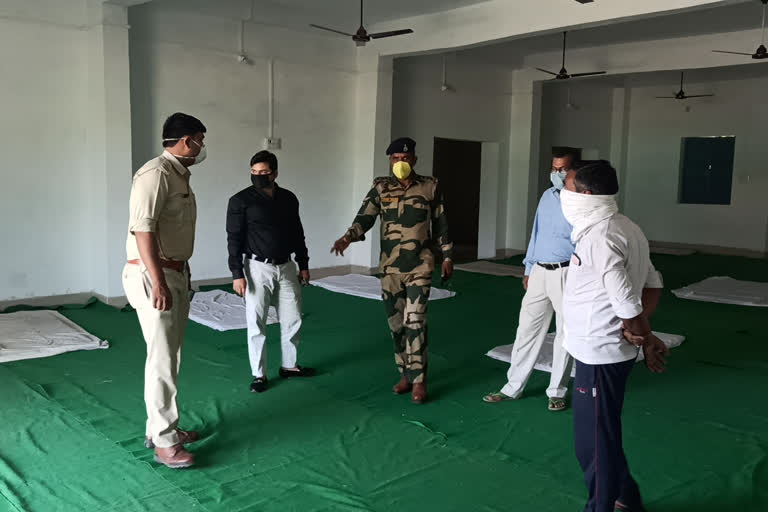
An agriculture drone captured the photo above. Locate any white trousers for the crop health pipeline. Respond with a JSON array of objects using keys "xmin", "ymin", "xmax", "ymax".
[
  {"xmin": 501, "ymin": 264, "xmax": 573, "ymax": 399},
  {"xmin": 244, "ymin": 259, "xmax": 302, "ymax": 378}
]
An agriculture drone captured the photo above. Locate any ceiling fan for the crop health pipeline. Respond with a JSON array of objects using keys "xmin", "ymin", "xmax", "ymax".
[
  {"xmin": 656, "ymin": 72, "xmax": 714, "ymax": 100},
  {"xmin": 309, "ymin": 0, "xmax": 413, "ymax": 47},
  {"xmin": 712, "ymin": 0, "xmax": 768, "ymax": 60},
  {"xmin": 536, "ymin": 31, "xmax": 607, "ymax": 80}
]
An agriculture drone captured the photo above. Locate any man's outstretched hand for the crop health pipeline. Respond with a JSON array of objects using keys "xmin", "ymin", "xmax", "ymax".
[{"xmin": 331, "ymin": 235, "xmax": 351, "ymax": 256}]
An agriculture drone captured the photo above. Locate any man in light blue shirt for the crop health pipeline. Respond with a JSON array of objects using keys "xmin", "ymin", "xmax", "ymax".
[{"xmin": 484, "ymin": 148, "xmax": 577, "ymax": 411}]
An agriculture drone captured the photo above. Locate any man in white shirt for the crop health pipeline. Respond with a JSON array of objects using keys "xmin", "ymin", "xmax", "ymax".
[{"xmin": 560, "ymin": 160, "xmax": 669, "ymax": 512}]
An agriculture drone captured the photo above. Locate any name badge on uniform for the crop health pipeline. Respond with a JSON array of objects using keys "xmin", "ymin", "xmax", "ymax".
[
  {"xmin": 381, "ymin": 197, "xmax": 399, "ymax": 206},
  {"xmin": 571, "ymin": 253, "xmax": 582, "ymax": 266}
]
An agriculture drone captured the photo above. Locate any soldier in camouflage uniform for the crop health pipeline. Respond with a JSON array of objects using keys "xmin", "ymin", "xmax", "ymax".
[{"xmin": 331, "ymin": 137, "xmax": 453, "ymax": 404}]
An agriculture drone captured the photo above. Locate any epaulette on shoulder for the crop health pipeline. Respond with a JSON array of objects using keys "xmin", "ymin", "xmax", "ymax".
[
  {"xmin": 373, "ymin": 176, "xmax": 392, "ymax": 186},
  {"xmin": 135, "ymin": 159, "xmax": 169, "ymax": 178}
]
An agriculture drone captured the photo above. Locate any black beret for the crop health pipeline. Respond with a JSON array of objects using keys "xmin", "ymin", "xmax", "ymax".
[{"xmin": 386, "ymin": 137, "xmax": 416, "ymax": 155}]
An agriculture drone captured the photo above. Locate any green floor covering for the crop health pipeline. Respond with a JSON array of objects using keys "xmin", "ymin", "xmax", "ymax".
[{"xmin": 1, "ymin": 254, "xmax": 766, "ymax": 511}]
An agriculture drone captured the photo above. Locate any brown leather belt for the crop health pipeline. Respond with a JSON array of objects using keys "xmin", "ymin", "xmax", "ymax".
[{"xmin": 127, "ymin": 259, "xmax": 187, "ymax": 273}]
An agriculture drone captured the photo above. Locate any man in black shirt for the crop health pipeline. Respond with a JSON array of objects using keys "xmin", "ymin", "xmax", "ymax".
[{"xmin": 226, "ymin": 150, "xmax": 316, "ymax": 393}]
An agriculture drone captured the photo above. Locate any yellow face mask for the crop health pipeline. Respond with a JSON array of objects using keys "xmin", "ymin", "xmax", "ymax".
[{"xmin": 392, "ymin": 161, "xmax": 412, "ymax": 180}]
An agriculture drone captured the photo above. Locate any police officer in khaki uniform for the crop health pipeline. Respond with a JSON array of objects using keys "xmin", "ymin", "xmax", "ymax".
[
  {"xmin": 122, "ymin": 112, "xmax": 206, "ymax": 469},
  {"xmin": 331, "ymin": 137, "xmax": 453, "ymax": 404}
]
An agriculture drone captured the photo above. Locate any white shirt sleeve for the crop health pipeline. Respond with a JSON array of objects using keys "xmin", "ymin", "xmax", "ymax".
[
  {"xmin": 592, "ymin": 238, "xmax": 644, "ymax": 320},
  {"xmin": 644, "ymin": 263, "xmax": 664, "ymax": 289}
]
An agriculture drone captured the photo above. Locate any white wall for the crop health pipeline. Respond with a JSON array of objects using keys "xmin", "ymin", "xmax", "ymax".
[
  {"xmin": 129, "ymin": 2, "xmax": 360, "ymax": 280},
  {"xmin": 5, "ymin": 0, "xmax": 764, "ymax": 303},
  {"xmin": 0, "ymin": 1, "xmax": 92, "ymax": 300},
  {"xmin": 538, "ymin": 80, "xmax": 617, "ymax": 195},
  {"xmin": 391, "ymin": 53, "xmax": 513, "ymax": 251},
  {"xmin": 623, "ymin": 69, "xmax": 768, "ymax": 252},
  {"xmin": 538, "ymin": 67, "xmax": 768, "ymax": 253}
]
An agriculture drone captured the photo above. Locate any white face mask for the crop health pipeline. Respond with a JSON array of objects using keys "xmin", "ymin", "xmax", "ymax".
[
  {"xmin": 560, "ymin": 188, "xmax": 619, "ymax": 241},
  {"xmin": 190, "ymin": 139, "xmax": 207, "ymax": 165},
  {"xmin": 550, "ymin": 171, "xmax": 567, "ymax": 190},
  {"xmin": 163, "ymin": 137, "xmax": 207, "ymax": 165}
]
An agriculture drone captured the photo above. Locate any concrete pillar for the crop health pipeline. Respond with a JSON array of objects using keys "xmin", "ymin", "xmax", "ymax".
[
  {"xmin": 505, "ymin": 69, "xmax": 542, "ymax": 251},
  {"xmin": 86, "ymin": 0, "xmax": 133, "ymax": 300},
  {"xmin": 348, "ymin": 50, "xmax": 393, "ymax": 271}
]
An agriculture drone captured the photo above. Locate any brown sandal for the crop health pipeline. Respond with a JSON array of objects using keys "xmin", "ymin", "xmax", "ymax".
[
  {"xmin": 482, "ymin": 391, "xmax": 515, "ymax": 403},
  {"xmin": 548, "ymin": 397, "xmax": 567, "ymax": 411}
]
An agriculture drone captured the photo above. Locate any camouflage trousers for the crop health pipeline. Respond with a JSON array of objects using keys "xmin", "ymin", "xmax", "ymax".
[{"xmin": 381, "ymin": 273, "xmax": 431, "ymax": 384}]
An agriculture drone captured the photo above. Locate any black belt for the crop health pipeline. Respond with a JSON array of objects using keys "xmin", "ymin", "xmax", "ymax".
[
  {"xmin": 246, "ymin": 254, "xmax": 290, "ymax": 265},
  {"xmin": 537, "ymin": 261, "xmax": 570, "ymax": 270}
]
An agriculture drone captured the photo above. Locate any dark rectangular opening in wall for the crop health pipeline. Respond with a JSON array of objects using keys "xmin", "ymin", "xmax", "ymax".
[
  {"xmin": 432, "ymin": 137, "xmax": 482, "ymax": 263},
  {"xmin": 678, "ymin": 136, "xmax": 735, "ymax": 205}
]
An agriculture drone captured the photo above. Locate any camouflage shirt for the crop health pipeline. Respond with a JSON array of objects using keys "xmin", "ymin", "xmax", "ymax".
[{"xmin": 345, "ymin": 174, "xmax": 453, "ymax": 275}]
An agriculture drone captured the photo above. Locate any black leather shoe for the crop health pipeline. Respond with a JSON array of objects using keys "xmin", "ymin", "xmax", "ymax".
[
  {"xmin": 250, "ymin": 377, "xmax": 268, "ymax": 393},
  {"xmin": 279, "ymin": 366, "xmax": 317, "ymax": 378}
]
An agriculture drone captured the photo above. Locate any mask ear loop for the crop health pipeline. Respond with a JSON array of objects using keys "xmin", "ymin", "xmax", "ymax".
[{"xmin": 162, "ymin": 138, "xmax": 195, "ymax": 161}]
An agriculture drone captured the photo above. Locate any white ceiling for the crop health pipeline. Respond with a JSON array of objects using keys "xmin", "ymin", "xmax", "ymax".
[
  {"xmin": 137, "ymin": 0, "xmax": 757, "ymax": 60},
  {"xmin": 263, "ymin": 0, "xmax": 492, "ymax": 23},
  {"xmin": 143, "ymin": 0, "xmax": 491, "ymax": 28},
  {"xmin": 459, "ymin": 1, "xmax": 762, "ymax": 65}
]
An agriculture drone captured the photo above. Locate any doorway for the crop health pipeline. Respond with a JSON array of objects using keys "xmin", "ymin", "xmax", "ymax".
[{"xmin": 432, "ymin": 137, "xmax": 482, "ymax": 263}]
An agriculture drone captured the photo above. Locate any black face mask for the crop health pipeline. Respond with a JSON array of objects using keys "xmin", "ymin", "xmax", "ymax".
[{"xmin": 251, "ymin": 173, "xmax": 273, "ymax": 188}]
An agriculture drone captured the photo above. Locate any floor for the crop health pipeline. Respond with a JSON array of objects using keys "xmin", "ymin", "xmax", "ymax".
[{"xmin": 1, "ymin": 254, "xmax": 766, "ymax": 512}]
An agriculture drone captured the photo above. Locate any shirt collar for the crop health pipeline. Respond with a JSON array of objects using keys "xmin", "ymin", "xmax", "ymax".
[{"xmin": 162, "ymin": 150, "xmax": 190, "ymax": 176}]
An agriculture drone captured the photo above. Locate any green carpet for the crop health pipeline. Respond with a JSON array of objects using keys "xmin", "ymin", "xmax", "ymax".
[{"xmin": 1, "ymin": 254, "xmax": 766, "ymax": 511}]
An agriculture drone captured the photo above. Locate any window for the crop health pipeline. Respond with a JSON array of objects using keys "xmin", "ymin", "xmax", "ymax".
[{"xmin": 678, "ymin": 136, "xmax": 735, "ymax": 205}]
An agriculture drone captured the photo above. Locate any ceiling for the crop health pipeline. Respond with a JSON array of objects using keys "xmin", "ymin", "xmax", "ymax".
[
  {"xmin": 144, "ymin": 0, "xmax": 492, "ymax": 28},
  {"xmin": 262, "ymin": 0, "xmax": 492, "ymax": 23},
  {"xmin": 460, "ymin": 1, "xmax": 762, "ymax": 65}
]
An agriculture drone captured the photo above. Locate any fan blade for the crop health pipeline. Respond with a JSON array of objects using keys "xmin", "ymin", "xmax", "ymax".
[
  {"xmin": 655, "ymin": 96, "xmax": 678, "ymax": 99},
  {"xmin": 309, "ymin": 24, "xmax": 355, "ymax": 37},
  {"xmin": 712, "ymin": 50, "xmax": 753, "ymax": 56},
  {"xmin": 536, "ymin": 67, "xmax": 558, "ymax": 76},
  {"xmin": 570, "ymin": 71, "xmax": 607, "ymax": 77},
  {"xmin": 685, "ymin": 94, "xmax": 715, "ymax": 98},
  {"xmin": 370, "ymin": 29, "xmax": 413, "ymax": 39}
]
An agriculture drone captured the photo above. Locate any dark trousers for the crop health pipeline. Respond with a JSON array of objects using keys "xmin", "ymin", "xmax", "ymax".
[{"xmin": 573, "ymin": 358, "xmax": 643, "ymax": 512}]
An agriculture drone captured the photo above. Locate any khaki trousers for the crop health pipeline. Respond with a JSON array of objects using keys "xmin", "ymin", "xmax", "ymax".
[{"xmin": 122, "ymin": 263, "xmax": 190, "ymax": 448}]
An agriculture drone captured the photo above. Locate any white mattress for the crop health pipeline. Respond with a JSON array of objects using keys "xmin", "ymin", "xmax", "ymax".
[
  {"xmin": 672, "ymin": 276, "xmax": 768, "ymax": 307},
  {"xmin": 486, "ymin": 331, "xmax": 685, "ymax": 377},
  {"xmin": 454, "ymin": 261, "xmax": 525, "ymax": 277},
  {"xmin": 0, "ymin": 310, "xmax": 109, "ymax": 363},
  {"xmin": 310, "ymin": 274, "xmax": 456, "ymax": 301},
  {"xmin": 189, "ymin": 290, "xmax": 278, "ymax": 331}
]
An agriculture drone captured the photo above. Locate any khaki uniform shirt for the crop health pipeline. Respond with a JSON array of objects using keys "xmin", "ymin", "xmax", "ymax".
[{"xmin": 125, "ymin": 151, "xmax": 197, "ymax": 261}]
